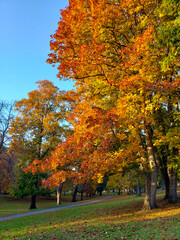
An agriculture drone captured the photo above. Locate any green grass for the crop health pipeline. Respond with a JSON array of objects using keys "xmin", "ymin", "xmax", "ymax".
[
  {"xmin": 0, "ymin": 194, "xmax": 179, "ymax": 240},
  {"xmin": 0, "ymin": 195, "xmax": 58, "ymax": 217},
  {"xmin": 0, "ymin": 193, "xmax": 106, "ymax": 217}
]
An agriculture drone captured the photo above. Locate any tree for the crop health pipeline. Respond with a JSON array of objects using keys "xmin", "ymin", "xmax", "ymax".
[
  {"xmin": 27, "ymin": 0, "xmax": 179, "ymax": 210},
  {"xmin": 153, "ymin": 0, "xmax": 180, "ymax": 203},
  {"xmin": 10, "ymin": 80, "xmax": 71, "ymax": 209},
  {"xmin": 107, "ymin": 171, "xmax": 142, "ymax": 196},
  {"xmin": 27, "ymin": 99, "xmax": 141, "ymax": 199},
  {"xmin": 47, "ymin": 0, "xmax": 159, "ymax": 209},
  {"xmin": 0, "ymin": 101, "xmax": 15, "ymax": 193},
  {"xmin": 0, "ymin": 101, "xmax": 14, "ymax": 153},
  {"xmin": 0, "ymin": 149, "xmax": 17, "ymax": 194}
]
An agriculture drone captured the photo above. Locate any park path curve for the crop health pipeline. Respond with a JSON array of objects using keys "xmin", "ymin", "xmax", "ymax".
[{"xmin": 0, "ymin": 196, "xmax": 112, "ymax": 222}]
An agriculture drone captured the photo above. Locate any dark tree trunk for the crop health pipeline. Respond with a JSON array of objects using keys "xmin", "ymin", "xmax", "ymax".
[
  {"xmin": 150, "ymin": 162, "xmax": 158, "ymax": 209},
  {"xmin": 80, "ymin": 182, "xmax": 86, "ymax": 201},
  {"xmin": 161, "ymin": 167, "xmax": 170, "ymax": 200},
  {"xmin": 136, "ymin": 178, "xmax": 141, "ymax": 196},
  {"xmin": 118, "ymin": 188, "xmax": 121, "ymax": 195},
  {"xmin": 29, "ymin": 194, "xmax": 37, "ymax": 209},
  {"xmin": 72, "ymin": 184, "xmax": 78, "ymax": 202},
  {"xmin": 81, "ymin": 191, "xmax": 83, "ymax": 201},
  {"xmin": 57, "ymin": 183, "xmax": 64, "ymax": 205},
  {"xmin": 156, "ymin": 146, "xmax": 170, "ymax": 200},
  {"xmin": 166, "ymin": 101, "xmax": 178, "ymax": 203},
  {"xmin": 168, "ymin": 166, "xmax": 178, "ymax": 203}
]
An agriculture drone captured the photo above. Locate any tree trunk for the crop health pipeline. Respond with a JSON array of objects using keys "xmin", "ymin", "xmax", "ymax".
[
  {"xmin": 142, "ymin": 173, "xmax": 151, "ymax": 210},
  {"xmin": 168, "ymin": 166, "xmax": 178, "ymax": 203},
  {"xmin": 167, "ymin": 100, "xmax": 178, "ymax": 203},
  {"xmin": 72, "ymin": 184, "xmax": 78, "ymax": 202},
  {"xmin": 138, "ymin": 127, "xmax": 155, "ymax": 210},
  {"xmin": 57, "ymin": 183, "xmax": 64, "ymax": 205},
  {"xmin": 150, "ymin": 170, "xmax": 158, "ymax": 209},
  {"xmin": 29, "ymin": 194, "xmax": 37, "ymax": 209},
  {"xmin": 145, "ymin": 123, "xmax": 158, "ymax": 209},
  {"xmin": 81, "ymin": 191, "xmax": 83, "ymax": 201},
  {"xmin": 136, "ymin": 178, "xmax": 141, "ymax": 196},
  {"xmin": 80, "ymin": 182, "xmax": 86, "ymax": 201},
  {"xmin": 156, "ymin": 146, "xmax": 170, "ymax": 200},
  {"xmin": 161, "ymin": 167, "xmax": 170, "ymax": 200}
]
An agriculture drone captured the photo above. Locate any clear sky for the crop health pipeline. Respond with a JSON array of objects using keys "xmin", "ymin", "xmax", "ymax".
[{"xmin": 0, "ymin": 0, "xmax": 74, "ymax": 102}]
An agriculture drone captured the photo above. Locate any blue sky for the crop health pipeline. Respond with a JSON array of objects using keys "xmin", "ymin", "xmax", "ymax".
[{"xmin": 0, "ymin": 0, "xmax": 74, "ymax": 102}]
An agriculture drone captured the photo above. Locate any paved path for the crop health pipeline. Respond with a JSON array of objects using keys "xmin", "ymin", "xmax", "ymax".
[{"xmin": 0, "ymin": 196, "xmax": 112, "ymax": 222}]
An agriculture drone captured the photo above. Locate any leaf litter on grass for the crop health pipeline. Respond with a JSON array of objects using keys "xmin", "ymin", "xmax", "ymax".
[{"xmin": 1, "ymin": 195, "xmax": 180, "ymax": 240}]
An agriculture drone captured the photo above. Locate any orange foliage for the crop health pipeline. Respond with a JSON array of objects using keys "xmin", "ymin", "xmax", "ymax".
[{"xmin": 26, "ymin": 1, "xmax": 179, "ymax": 208}]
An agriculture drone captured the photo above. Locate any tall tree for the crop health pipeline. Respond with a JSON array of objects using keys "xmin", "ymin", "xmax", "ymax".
[
  {"xmin": 47, "ymin": 0, "xmax": 159, "ymax": 209},
  {"xmin": 152, "ymin": 0, "xmax": 180, "ymax": 203},
  {"xmin": 10, "ymin": 80, "xmax": 71, "ymax": 209},
  {"xmin": 27, "ymin": 0, "xmax": 179, "ymax": 210}
]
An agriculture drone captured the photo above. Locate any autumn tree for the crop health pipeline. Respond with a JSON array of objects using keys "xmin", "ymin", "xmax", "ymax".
[
  {"xmin": 152, "ymin": 0, "xmax": 180, "ymax": 203},
  {"xmin": 26, "ymin": 0, "xmax": 179, "ymax": 210},
  {"xmin": 26, "ymin": 99, "xmax": 141, "ymax": 201},
  {"xmin": 47, "ymin": 0, "xmax": 153, "ymax": 209},
  {"xmin": 10, "ymin": 80, "xmax": 71, "ymax": 209},
  {"xmin": 107, "ymin": 170, "xmax": 142, "ymax": 196}
]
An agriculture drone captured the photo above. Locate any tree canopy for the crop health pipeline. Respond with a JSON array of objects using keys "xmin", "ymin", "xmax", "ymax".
[
  {"xmin": 25, "ymin": 0, "xmax": 179, "ymax": 210},
  {"xmin": 10, "ymin": 80, "xmax": 72, "ymax": 208}
]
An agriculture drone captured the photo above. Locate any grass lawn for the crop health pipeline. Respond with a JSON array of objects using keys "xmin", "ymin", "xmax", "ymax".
[
  {"xmin": 0, "ymin": 192, "xmax": 179, "ymax": 240},
  {"xmin": 0, "ymin": 193, "xmax": 86, "ymax": 218},
  {"xmin": 0, "ymin": 195, "xmax": 60, "ymax": 218}
]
